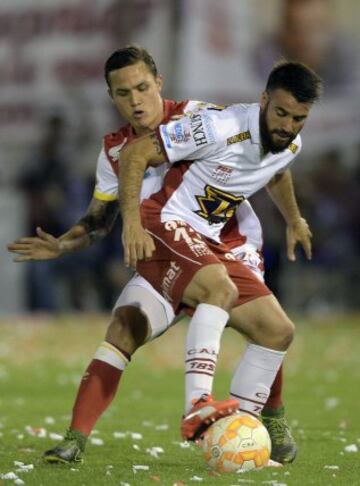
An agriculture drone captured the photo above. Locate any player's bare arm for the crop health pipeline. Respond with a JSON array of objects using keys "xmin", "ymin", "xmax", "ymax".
[
  {"xmin": 7, "ymin": 198, "xmax": 118, "ymax": 262},
  {"xmin": 266, "ymin": 169, "xmax": 312, "ymax": 261},
  {"xmin": 119, "ymin": 132, "xmax": 166, "ymax": 269}
]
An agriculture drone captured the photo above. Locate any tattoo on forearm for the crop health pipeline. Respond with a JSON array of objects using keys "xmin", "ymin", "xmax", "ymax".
[
  {"xmin": 78, "ymin": 200, "xmax": 119, "ymax": 239},
  {"xmin": 150, "ymin": 133, "xmax": 162, "ymax": 155}
]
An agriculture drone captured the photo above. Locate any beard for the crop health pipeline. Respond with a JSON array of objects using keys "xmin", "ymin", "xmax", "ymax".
[{"xmin": 259, "ymin": 103, "xmax": 297, "ymax": 154}]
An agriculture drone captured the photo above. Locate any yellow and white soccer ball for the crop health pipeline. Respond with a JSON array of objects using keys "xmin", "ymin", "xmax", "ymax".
[{"xmin": 202, "ymin": 412, "xmax": 271, "ymax": 473}]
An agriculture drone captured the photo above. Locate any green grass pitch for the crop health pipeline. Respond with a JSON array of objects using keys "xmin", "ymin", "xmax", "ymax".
[{"xmin": 0, "ymin": 315, "xmax": 359, "ymax": 485}]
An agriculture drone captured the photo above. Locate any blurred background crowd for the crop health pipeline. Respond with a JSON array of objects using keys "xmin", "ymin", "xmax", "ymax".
[{"xmin": 1, "ymin": 0, "xmax": 359, "ymax": 315}]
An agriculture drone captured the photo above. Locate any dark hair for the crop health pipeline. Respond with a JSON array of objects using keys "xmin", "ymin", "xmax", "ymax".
[
  {"xmin": 104, "ymin": 44, "xmax": 158, "ymax": 87},
  {"xmin": 266, "ymin": 60, "xmax": 323, "ymax": 103}
]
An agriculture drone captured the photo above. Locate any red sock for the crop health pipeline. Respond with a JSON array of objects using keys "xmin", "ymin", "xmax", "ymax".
[
  {"xmin": 70, "ymin": 359, "xmax": 123, "ymax": 435},
  {"xmin": 264, "ymin": 364, "xmax": 283, "ymax": 409}
]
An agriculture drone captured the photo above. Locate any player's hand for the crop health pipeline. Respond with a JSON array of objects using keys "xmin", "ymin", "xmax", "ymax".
[
  {"xmin": 122, "ymin": 221, "xmax": 155, "ymax": 270},
  {"xmin": 7, "ymin": 227, "xmax": 62, "ymax": 262},
  {"xmin": 286, "ymin": 217, "xmax": 312, "ymax": 261}
]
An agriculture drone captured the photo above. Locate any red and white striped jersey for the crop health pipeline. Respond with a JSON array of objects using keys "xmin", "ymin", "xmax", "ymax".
[
  {"xmin": 93, "ymin": 99, "xmax": 267, "ymax": 255},
  {"xmin": 155, "ymin": 103, "xmax": 301, "ymax": 242}
]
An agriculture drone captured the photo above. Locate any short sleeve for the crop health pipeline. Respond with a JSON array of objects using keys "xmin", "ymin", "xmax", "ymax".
[
  {"xmin": 158, "ymin": 109, "xmax": 226, "ymax": 163},
  {"xmin": 93, "ymin": 147, "xmax": 118, "ymax": 201}
]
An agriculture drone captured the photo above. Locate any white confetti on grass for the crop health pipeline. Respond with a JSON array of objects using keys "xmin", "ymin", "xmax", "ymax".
[
  {"xmin": 133, "ymin": 444, "xmax": 141, "ymax": 451},
  {"xmin": 324, "ymin": 397, "xmax": 339, "ymax": 410},
  {"xmin": 155, "ymin": 424, "xmax": 169, "ymax": 431},
  {"xmin": 1, "ymin": 472, "xmax": 19, "ymax": 480},
  {"xmin": 44, "ymin": 416, "xmax": 55, "ymax": 424},
  {"xmin": 142, "ymin": 420, "xmax": 153, "ymax": 427},
  {"xmin": 49, "ymin": 433, "xmax": 63, "ymax": 441},
  {"xmin": 113, "ymin": 431, "xmax": 143, "ymax": 440},
  {"xmin": 132, "ymin": 465, "xmax": 150, "ymax": 473},
  {"xmin": 265, "ymin": 460, "xmax": 283, "ymax": 468},
  {"xmin": 324, "ymin": 465, "xmax": 340, "ymax": 470},
  {"xmin": 261, "ymin": 482, "xmax": 287, "ymax": 486},
  {"xmin": 14, "ymin": 462, "xmax": 34, "ymax": 473},
  {"xmin": 113, "ymin": 431, "xmax": 127, "ymax": 439},
  {"xmin": 90, "ymin": 437, "xmax": 104, "ymax": 446},
  {"xmin": 15, "ymin": 479, "xmax": 25, "ymax": 485},
  {"xmin": 190, "ymin": 476, "xmax": 203, "ymax": 482},
  {"xmin": 172, "ymin": 441, "xmax": 191, "ymax": 448},
  {"xmin": 130, "ymin": 432, "xmax": 143, "ymax": 440},
  {"xmin": 146, "ymin": 446, "xmax": 164, "ymax": 458},
  {"xmin": 344, "ymin": 444, "xmax": 358, "ymax": 452},
  {"xmin": 25, "ymin": 426, "xmax": 47, "ymax": 438}
]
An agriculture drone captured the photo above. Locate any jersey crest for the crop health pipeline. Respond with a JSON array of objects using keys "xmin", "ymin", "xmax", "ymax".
[{"xmin": 194, "ymin": 185, "xmax": 245, "ymax": 225}]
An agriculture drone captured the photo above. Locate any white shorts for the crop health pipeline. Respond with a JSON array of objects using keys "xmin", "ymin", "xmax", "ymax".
[
  {"xmin": 113, "ymin": 247, "xmax": 264, "ymax": 342},
  {"xmin": 113, "ymin": 273, "xmax": 176, "ymax": 341}
]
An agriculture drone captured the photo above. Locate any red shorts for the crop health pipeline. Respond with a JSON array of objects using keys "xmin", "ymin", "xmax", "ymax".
[{"xmin": 137, "ymin": 207, "xmax": 271, "ymax": 313}]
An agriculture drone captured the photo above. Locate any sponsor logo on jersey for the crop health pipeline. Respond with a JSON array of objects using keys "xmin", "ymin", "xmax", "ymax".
[
  {"xmin": 287, "ymin": 142, "xmax": 298, "ymax": 154},
  {"xmin": 164, "ymin": 220, "xmax": 212, "ymax": 258},
  {"xmin": 211, "ymin": 165, "xmax": 233, "ymax": 184},
  {"xmin": 168, "ymin": 122, "xmax": 191, "ymax": 144},
  {"xmin": 107, "ymin": 140, "xmax": 127, "ymax": 161},
  {"xmin": 194, "ymin": 185, "xmax": 245, "ymax": 225},
  {"xmin": 189, "ymin": 112, "xmax": 215, "ymax": 147},
  {"xmin": 161, "ymin": 261, "xmax": 182, "ymax": 302},
  {"xmin": 226, "ymin": 131, "xmax": 251, "ymax": 146}
]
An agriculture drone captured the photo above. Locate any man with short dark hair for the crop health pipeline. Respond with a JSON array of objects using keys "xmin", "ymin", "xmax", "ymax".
[{"xmin": 120, "ymin": 60, "xmax": 322, "ymax": 442}]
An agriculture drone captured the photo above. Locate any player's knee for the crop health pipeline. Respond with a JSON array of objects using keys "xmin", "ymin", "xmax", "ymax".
[
  {"xmin": 198, "ymin": 272, "xmax": 238, "ymax": 310},
  {"xmin": 272, "ymin": 317, "xmax": 295, "ymax": 350},
  {"xmin": 184, "ymin": 264, "xmax": 238, "ymax": 310},
  {"xmin": 214, "ymin": 275, "xmax": 239, "ymax": 309},
  {"xmin": 105, "ymin": 306, "xmax": 148, "ymax": 355}
]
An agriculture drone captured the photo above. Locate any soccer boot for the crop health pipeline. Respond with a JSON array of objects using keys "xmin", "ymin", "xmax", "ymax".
[
  {"xmin": 181, "ymin": 394, "xmax": 239, "ymax": 442},
  {"xmin": 43, "ymin": 429, "xmax": 87, "ymax": 464},
  {"xmin": 261, "ymin": 406, "xmax": 297, "ymax": 464}
]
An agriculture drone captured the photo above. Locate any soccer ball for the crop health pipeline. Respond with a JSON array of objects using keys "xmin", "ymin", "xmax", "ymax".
[{"xmin": 202, "ymin": 412, "xmax": 271, "ymax": 473}]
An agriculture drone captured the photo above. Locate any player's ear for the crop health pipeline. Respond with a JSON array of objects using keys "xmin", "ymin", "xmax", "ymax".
[
  {"xmin": 156, "ymin": 74, "xmax": 163, "ymax": 92},
  {"xmin": 260, "ymin": 91, "xmax": 269, "ymax": 109},
  {"xmin": 107, "ymin": 87, "xmax": 114, "ymax": 102}
]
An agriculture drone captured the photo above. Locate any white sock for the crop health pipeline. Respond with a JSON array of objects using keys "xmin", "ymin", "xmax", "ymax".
[
  {"xmin": 185, "ymin": 303, "xmax": 229, "ymax": 413},
  {"xmin": 93, "ymin": 341, "xmax": 129, "ymax": 371},
  {"xmin": 230, "ymin": 343, "xmax": 286, "ymax": 416}
]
